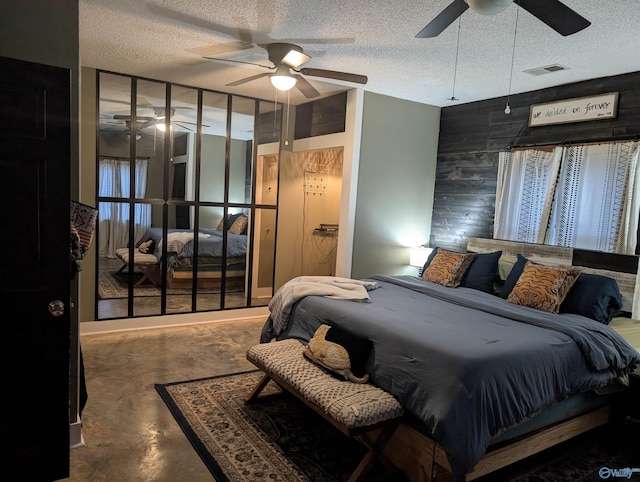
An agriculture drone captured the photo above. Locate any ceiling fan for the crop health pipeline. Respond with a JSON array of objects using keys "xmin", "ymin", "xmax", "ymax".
[
  {"xmin": 416, "ymin": 0, "xmax": 591, "ymax": 38},
  {"xmin": 203, "ymin": 42, "xmax": 368, "ymax": 99},
  {"xmin": 103, "ymin": 115, "xmax": 154, "ymax": 139},
  {"xmin": 111, "ymin": 108, "xmax": 204, "ymax": 132}
]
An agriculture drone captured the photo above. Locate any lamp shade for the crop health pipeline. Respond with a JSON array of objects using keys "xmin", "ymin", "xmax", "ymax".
[
  {"xmin": 270, "ymin": 74, "xmax": 297, "ymax": 91},
  {"xmin": 409, "ymin": 246, "xmax": 433, "ymax": 267},
  {"xmin": 467, "ymin": 0, "xmax": 511, "ymax": 15}
]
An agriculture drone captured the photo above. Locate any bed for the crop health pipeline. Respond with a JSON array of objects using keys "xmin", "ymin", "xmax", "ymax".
[
  {"xmin": 260, "ymin": 237, "xmax": 640, "ymax": 481},
  {"xmin": 120, "ymin": 218, "xmax": 248, "ymax": 289}
]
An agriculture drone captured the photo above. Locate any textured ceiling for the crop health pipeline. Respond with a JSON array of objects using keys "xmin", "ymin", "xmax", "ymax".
[{"xmin": 80, "ymin": 0, "xmax": 640, "ymax": 110}]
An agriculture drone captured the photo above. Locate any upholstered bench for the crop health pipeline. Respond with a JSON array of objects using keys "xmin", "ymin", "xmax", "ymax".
[
  {"xmin": 245, "ymin": 338, "xmax": 404, "ymax": 482},
  {"xmin": 114, "ymin": 247, "xmax": 160, "ymax": 287}
]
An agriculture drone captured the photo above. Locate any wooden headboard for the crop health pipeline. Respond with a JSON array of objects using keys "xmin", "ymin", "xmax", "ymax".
[{"xmin": 466, "ymin": 237, "xmax": 638, "ymax": 313}]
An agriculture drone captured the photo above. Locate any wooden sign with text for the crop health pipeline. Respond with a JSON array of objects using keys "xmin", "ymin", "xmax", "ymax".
[{"xmin": 528, "ymin": 92, "xmax": 619, "ymax": 127}]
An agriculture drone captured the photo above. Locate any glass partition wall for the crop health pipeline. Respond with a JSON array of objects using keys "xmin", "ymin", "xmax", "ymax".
[{"xmin": 96, "ymin": 71, "xmax": 280, "ymax": 319}]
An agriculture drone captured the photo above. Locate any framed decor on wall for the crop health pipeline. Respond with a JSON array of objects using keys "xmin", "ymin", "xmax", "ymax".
[{"xmin": 528, "ymin": 92, "xmax": 619, "ymax": 127}]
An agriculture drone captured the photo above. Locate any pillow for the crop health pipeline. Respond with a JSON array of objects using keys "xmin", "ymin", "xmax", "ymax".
[
  {"xmin": 460, "ymin": 250, "xmax": 502, "ymax": 293},
  {"xmin": 303, "ymin": 324, "xmax": 372, "ymax": 383},
  {"xmin": 228, "ymin": 214, "xmax": 248, "ymax": 235},
  {"xmin": 216, "ymin": 213, "xmax": 245, "ymax": 231},
  {"xmin": 421, "ymin": 246, "xmax": 439, "ymax": 274},
  {"xmin": 506, "ymin": 261, "xmax": 581, "ymax": 313},
  {"xmin": 499, "ymin": 253, "xmax": 529, "ymax": 299},
  {"xmin": 421, "ymin": 249, "xmax": 475, "ymax": 288},
  {"xmin": 560, "ymin": 273, "xmax": 623, "ymax": 324}
]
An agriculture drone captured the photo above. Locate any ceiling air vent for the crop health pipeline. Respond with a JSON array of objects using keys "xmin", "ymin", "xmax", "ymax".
[{"xmin": 523, "ymin": 64, "xmax": 569, "ymax": 76}]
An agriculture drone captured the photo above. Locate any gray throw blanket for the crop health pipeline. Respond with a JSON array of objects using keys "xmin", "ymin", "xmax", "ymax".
[{"xmin": 268, "ymin": 276, "xmax": 379, "ymax": 336}]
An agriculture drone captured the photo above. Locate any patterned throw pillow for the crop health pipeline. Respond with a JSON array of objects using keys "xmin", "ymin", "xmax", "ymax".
[
  {"xmin": 229, "ymin": 215, "xmax": 248, "ymax": 235},
  {"xmin": 421, "ymin": 250, "xmax": 475, "ymax": 288},
  {"xmin": 507, "ymin": 261, "xmax": 581, "ymax": 313}
]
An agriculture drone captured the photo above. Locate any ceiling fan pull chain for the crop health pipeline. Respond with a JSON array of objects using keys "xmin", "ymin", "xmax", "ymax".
[
  {"xmin": 274, "ymin": 89, "xmax": 279, "ymax": 138},
  {"xmin": 284, "ymin": 90, "xmax": 291, "ymax": 146},
  {"xmin": 505, "ymin": 4, "xmax": 520, "ymax": 115}
]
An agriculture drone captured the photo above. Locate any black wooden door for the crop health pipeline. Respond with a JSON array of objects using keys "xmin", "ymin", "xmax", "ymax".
[{"xmin": 0, "ymin": 56, "xmax": 71, "ymax": 480}]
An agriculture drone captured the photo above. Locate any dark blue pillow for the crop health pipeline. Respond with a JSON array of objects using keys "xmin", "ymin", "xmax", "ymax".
[
  {"xmin": 421, "ymin": 247, "xmax": 439, "ymax": 274},
  {"xmin": 461, "ymin": 251, "xmax": 502, "ymax": 293},
  {"xmin": 499, "ymin": 253, "xmax": 529, "ymax": 299},
  {"xmin": 560, "ymin": 273, "xmax": 623, "ymax": 324}
]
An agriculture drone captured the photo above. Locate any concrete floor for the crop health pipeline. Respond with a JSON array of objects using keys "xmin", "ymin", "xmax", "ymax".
[{"xmin": 63, "ymin": 318, "xmax": 265, "ymax": 482}]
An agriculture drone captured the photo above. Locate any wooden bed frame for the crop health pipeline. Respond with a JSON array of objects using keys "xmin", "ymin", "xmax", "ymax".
[
  {"xmin": 378, "ymin": 237, "xmax": 638, "ymax": 481},
  {"xmin": 381, "ymin": 405, "xmax": 612, "ymax": 481},
  {"xmin": 167, "ymin": 266, "xmax": 245, "ymax": 289}
]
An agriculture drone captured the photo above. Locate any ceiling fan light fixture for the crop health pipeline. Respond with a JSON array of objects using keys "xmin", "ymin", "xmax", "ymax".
[
  {"xmin": 466, "ymin": 0, "xmax": 511, "ymax": 15},
  {"xmin": 156, "ymin": 122, "xmax": 173, "ymax": 132},
  {"xmin": 282, "ymin": 49, "xmax": 310, "ymax": 68},
  {"xmin": 270, "ymin": 73, "xmax": 297, "ymax": 91}
]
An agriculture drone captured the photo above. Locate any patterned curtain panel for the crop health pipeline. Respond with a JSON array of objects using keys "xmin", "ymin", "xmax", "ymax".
[
  {"xmin": 547, "ymin": 141, "xmax": 640, "ymax": 254},
  {"xmin": 495, "ymin": 141, "xmax": 640, "ymax": 255},
  {"xmin": 98, "ymin": 158, "xmax": 151, "ymax": 258},
  {"xmin": 494, "ymin": 147, "xmax": 562, "ymax": 243}
]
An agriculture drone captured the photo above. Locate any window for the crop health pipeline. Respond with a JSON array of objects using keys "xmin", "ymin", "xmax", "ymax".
[{"xmin": 97, "ymin": 157, "xmax": 151, "ymax": 258}]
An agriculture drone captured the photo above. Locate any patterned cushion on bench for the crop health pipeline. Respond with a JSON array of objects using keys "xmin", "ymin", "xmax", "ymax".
[
  {"xmin": 115, "ymin": 248, "xmax": 159, "ymax": 265},
  {"xmin": 247, "ymin": 339, "xmax": 404, "ymax": 429}
]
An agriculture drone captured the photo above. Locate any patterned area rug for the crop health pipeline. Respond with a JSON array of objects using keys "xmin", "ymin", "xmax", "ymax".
[
  {"xmin": 98, "ymin": 270, "xmax": 237, "ymax": 299},
  {"xmin": 155, "ymin": 370, "xmax": 372, "ymax": 482},
  {"xmin": 155, "ymin": 371, "xmax": 640, "ymax": 482}
]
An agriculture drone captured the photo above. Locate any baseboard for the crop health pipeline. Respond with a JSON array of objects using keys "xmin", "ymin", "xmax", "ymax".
[
  {"xmin": 80, "ymin": 306, "xmax": 269, "ymax": 335},
  {"xmin": 70, "ymin": 419, "xmax": 85, "ymax": 449}
]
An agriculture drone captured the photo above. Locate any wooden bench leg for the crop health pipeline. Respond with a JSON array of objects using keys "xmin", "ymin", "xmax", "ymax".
[
  {"xmin": 133, "ymin": 263, "xmax": 161, "ymax": 287},
  {"xmin": 350, "ymin": 422, "xmax": 401, "ymax": 482},
  {"xmin": 245, "ymin": 373, "xmax": 272, "ymax": 404},
  {"xmin": 134, "ymin": 265, "xmax": 151, "ymax": 287}
]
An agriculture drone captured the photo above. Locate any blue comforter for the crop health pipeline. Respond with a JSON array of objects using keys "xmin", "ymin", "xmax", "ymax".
[
  {"xmin": 261, "ymin": 275, "xmax": 639, "ymax": 476},
  {"xmin": 136, "ymin": 227, "xmax": 247, "ymax": 268}
]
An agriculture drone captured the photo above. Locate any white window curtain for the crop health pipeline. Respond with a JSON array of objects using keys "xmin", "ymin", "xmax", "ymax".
[
  {"xmin": 494, "ymin": 147, "xmax": 563, "ymax": 244},
  {"xmin": 494, "ymin": 141, "xmax": 640, "ymax": 255},
  {"xmin": 98, "ymin": 158, "xmax": 151, "ymax": 258},
  {"xmin": 547, "ymin": 141, "xmax": 640, "ymax": 254}
]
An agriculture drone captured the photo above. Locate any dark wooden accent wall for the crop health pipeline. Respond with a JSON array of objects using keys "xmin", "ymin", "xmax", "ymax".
[
  {"xmin": 295, "ymin": 91, "xmax": 347, "ymax": 139},
  {"xmin": 432, "ymin": 71, "xmax": 640, "ymax": 252},
  {"xmin": 257, "ymin": 92, "xmax": 347, "ymax": 144}
]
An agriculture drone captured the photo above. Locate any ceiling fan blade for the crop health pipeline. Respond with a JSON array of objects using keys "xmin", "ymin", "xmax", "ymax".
[
  {"xmin": 292, "ymin": 75, "xmax": 321, "ymax": 98},
  {"xmin": 173, "ymin": 120, "xmax": 210, "ymax": 128},
  {"xmin": 516, "ymin": 0, "xmax": 590, "ymax": 36},
  {"xmin": 113, "ymin": 114, "xmax": 154, "ymax": 121},
  {"xmin": 147, "ymin": 4, "xmax": 256, "ymax": 46},
  {"xmin": 226, "ymin": 72, "xmax": 271, "ymax": 87},
  {"xmin": 299, "ymin": 68, "xmax": 368, "ymax": 85},
  {"xmin": 415, "ymin": 0, "xmax": 468, "ymax": 38},
  {"xmin": 138, "ymin": 119, "xmax": 157, "ymax": 131},
  {"xmin": 203, "ymin": 56, "xmax": 273, "ymax": 69},
  {"xmin": 175, "ymin": 122, "xmax": 194, "ymax": 132}
]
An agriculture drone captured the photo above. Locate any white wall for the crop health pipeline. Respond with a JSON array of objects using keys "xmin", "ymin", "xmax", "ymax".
[{"xmin": 351, "ymin": 92, "xmax": 440, "ymax": 279}]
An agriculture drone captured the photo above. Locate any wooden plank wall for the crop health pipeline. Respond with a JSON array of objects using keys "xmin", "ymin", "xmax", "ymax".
[
  {"xmin": 257, "ymin": 92, "xmax": 347, "ymax": 144},
  {"xmin": 432, "ymin": 71, "xmax": 640, "ymax": 252}
]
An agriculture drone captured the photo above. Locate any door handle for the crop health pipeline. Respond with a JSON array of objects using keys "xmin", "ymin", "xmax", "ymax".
[{"xmin": 48, "ymin": 300, "xmax": 65, "ymax": 317}]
